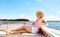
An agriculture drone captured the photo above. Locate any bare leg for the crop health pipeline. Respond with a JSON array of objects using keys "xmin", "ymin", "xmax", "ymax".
[
  {"xmin": 9, "ymin": 30, "xmax": 29, "ymax": 34},
  {"xmin": 7, "ymin": 29, "xmax": 31, "ymax": 34},
  {"xmin": 11, "ymin": 26, "xmax": 32, "ymax": 33},
  {"xmin": 23, "ymin": 26, "xmax": 32, "ymax": 33},
  {"xmin": 5, "ymin": 26, "xmax": 26, "ymax": 32},
  {"xmin": 11, "ymin": 26, "xmax": 26, "ymax": 31},
  {"xmin": 12, "ymin": 26, "xmax": 32, "ymax": 33},
  {"xmin": 6, "ymin": 26, "xmax": 32, "ymax": 34}
]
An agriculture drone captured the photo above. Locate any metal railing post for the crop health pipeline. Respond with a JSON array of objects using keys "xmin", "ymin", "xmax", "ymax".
[{"xmin": 6, "ymin": 21, "xmax": 8, "ymax": 30}]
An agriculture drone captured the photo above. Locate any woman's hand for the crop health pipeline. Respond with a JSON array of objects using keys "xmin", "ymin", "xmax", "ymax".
[
  {"xmin": 42, "ymin": 19, "xmax": 48, "ymax": 26},
  {"xmin": 42, "ymin": 23, "xmax": 48, "ymax": 26}
]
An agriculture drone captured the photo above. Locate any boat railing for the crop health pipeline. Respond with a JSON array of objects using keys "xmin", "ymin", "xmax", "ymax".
[
  {"xmin": 0, "ymin": 21, "xmax": 33, "ymax": 30},
  {"xmin": 0, "ymin": 21, "xmax": 60, "ymax": 37},
  {"xmin": 0, "ymin": 21, "xmax": 45, "ymax": 37},
  {"xmin": 41, "ymin": 26, "xmax": 60, "ymax": 37}
]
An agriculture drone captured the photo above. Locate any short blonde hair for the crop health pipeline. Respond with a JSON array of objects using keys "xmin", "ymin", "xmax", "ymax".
[{"xmin": 36, "ymin": 11, "xmax": 44, "ymax": 18}]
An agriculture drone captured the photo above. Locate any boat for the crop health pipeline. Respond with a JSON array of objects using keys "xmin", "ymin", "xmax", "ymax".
[
  {"xmin": 0, "ymin": 19, "xmax": 60, "ymax": 37},
  {"xmin": 0, "ymin": 26, "xmax": 60, "ymax": 37}
]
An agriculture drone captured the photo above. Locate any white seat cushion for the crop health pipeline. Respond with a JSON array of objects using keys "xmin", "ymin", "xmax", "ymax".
[{"xmin": 0, "ymin": 31, "xmax": 6, "ymax": 34}]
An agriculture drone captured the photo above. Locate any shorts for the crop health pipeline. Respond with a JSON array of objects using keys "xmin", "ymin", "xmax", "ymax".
[{"xmin": 32, "ymin": 27, "xmax": 39, "ymax": 33}]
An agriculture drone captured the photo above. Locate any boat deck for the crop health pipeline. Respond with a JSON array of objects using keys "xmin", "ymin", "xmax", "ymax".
[
  {"xmin": 0, "ymin": 22, "xmax": 45, "ymax": 37},
  {"xmin": 0, "ymin": 33, "xmax": 45, "ymax": 37}
]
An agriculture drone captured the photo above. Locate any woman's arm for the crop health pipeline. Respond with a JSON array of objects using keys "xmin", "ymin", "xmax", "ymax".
[{"xmin": 42, "ymin": 19, "xmax": 48, "ymax": 26}]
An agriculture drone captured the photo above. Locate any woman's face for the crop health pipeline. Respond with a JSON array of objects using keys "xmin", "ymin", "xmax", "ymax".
[{"xmin": 36, "ymin": 13, "xmax": 42, "ymax": 19}]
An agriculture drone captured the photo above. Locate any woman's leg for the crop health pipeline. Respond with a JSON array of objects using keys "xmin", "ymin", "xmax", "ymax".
[
  {"xmin": 11, "ymin": 26, "xmax": 24, "ymax": 31},
  {"xmin": 5, "ymin": 26, "xmax": 25, "ymax": 34},
  {"xmin": 23, "ymin": 26, "xmax": 32, "ymax": 33},
  {"xmin": 13, "ymin": 26, "xmax": 32, "ymax": 33},
  {"xmin": 6, "ymin": 26, "xmax": 32, "ymax": 34},
  {"xmin": 11, "ymin": 26, "xmax": 27, "ymax": 31},
  {"xmin": 5, "ymin": 26, "xmax": 26, "ymax": 32},
  {"xmin": 9, "ymin": 30, "xmax": 29, "ymax": 34},
  {"xmin": 11, "ymin": 26, "xmax": 32, "ymax": 33}
]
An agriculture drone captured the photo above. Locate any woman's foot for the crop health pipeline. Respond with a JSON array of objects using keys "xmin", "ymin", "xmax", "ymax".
[
  {"xmin": 5, "ymin": 30, "xmax": 11, "ymax": 35},
  {"xmin": 5, "ymin": 30, "xmax": 22, "ymax": 34}
]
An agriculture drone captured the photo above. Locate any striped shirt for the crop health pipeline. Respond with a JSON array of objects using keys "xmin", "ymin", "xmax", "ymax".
[{"xmin": 34, "ymin": 18, "xmax": 43, "ymax": 29}]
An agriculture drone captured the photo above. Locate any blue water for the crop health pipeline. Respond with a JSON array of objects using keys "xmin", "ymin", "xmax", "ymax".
[
  {"xmin": 0, "ymin": 21, "xmax": 60, "ymax": 30},
  {"xmin": 47, "ymin": 21, "xmax": 60, "ymax": 30}
]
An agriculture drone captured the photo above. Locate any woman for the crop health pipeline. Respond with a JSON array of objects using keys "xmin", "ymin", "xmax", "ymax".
[{"xmin": 6, "ymin": 11, "xmax": 48, "ymax": 34}]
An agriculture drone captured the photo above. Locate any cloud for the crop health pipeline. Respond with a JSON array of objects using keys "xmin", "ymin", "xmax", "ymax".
[
  {"xmin": 19, "ymin": 14, "xmax": 26, "ymax": 19},
  {"xmin": 0, "ymin": 17, "xmax": 17, "ymax": 19},
  {"xmin": 19, "ymin": 14, "xmax": 37, "ymax": 21},
  {"xmin": 0, "ymin": 14, "xmax": 36, "ymax": 21},
  {"xmin": 57, "ymin": 11, "xmax": 60, "ymax": 13},
  {"xmin": 1, "ymin": 14, "xmax": 60, "ymax": 21},
  {"xmin": 27, "ymin": 16, "xmax": 37, "ymax": 21},
  {"xmin": 45, "ymin": 15, "xmax": 60, "ymax": 21},
  {"xmin": 56, "ymin": 7, "xmax": 60, "ymax": 13},
  {"xmin": 27, "ymin": 15, "xmax": 60, "ymax": 21},
  {"xmin": 0, "ymin": 17, "xmax": 5, "ymax": 19}
]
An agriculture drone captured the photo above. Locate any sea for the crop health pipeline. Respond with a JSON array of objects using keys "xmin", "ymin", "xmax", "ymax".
[
  {"xmin": 47, "ymin": 21, "xmax": 60, "ymax": 31},
  {"xmin": 0, "ymin": 21, "xmax": 60, "ymax": 31}
]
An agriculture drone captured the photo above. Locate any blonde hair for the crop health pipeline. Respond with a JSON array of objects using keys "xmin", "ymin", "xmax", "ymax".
[{"xmin": 36, "ymin": 11, "xmax": 44, "ymax": 18}]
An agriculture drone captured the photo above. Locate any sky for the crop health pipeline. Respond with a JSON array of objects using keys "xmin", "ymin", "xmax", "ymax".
[{"xmin": 0, "ymin": 0, "xmax": 60, "ymax": 21}]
